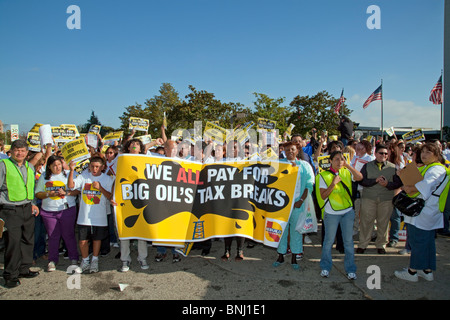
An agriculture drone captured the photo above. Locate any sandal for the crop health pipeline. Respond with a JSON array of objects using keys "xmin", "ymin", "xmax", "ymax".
[
  {"xmin": 235, "ymin": 250, "xmax": 244, "ymax": 262},
  {"xmin": 272, "ymin": 254, "xmax": 285, "ymax": 267},
  {"xmin": 221, "ymin": 250, "xmax": 230, "ymax": 261}
]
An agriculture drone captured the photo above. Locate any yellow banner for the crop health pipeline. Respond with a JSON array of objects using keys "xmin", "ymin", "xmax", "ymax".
[{"xmin": 114, "ymin": 155, "xmax": 299, "ymax": 249}]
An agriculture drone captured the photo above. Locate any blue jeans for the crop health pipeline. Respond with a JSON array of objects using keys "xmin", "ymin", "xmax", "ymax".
[
  {"xmin": 389, "ymin": 208, "xmax": 401, "ymax": 242},
  {"xmin": 320, "ymin": 210, "xmax": 356, "ymax": 273},
  {"xmin": 408, "ymin": 224, "xmax": 436, "ymax": 270}
]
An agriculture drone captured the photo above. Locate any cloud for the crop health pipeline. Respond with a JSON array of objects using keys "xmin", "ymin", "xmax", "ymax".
[{"xmin": 348, "ymin": 95, "xmax": 440, "ymax": 130}]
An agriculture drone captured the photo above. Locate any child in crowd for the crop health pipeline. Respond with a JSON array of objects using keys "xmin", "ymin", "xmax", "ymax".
[{"xmin": 68, "ymin": 156, "xmax": 114, "ymax": 273}]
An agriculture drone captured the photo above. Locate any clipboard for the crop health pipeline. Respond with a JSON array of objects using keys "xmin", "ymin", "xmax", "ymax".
[{"xmin": 397, "ymin": 162, "xmax": 423, "ymax": 186}]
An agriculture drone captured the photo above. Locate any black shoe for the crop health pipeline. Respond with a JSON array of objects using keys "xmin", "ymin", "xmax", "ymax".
[
  {"xmin": 4, "ymin": 278, "xmax": 21, "ymax": 288},
  {"xmin": 18, "ymin": 270, "xmax": 39, "ymax": 278}
]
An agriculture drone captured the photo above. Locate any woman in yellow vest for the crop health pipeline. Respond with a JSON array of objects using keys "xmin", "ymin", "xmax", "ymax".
[
  {"xmin": 316, "ymin": 151, "xmax": 362, "ymax": 279},
  {"xmin": 395, "ymin": 142, "xmax": 447, "ymax": 282}
]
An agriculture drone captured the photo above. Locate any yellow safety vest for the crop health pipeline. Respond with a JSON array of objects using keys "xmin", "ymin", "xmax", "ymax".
[
  {"xmin": 315, "ymin": 168, "xmax": 353, "ymax": 215},
  {"xmin": 1, "ymin": 158, "xmax": 35, "ymax": 202}
]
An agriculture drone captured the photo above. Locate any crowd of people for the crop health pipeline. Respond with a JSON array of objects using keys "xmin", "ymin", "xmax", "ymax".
[{"xmin": 0, "ymin": 118, "xmax": 449, "ymax": 288}]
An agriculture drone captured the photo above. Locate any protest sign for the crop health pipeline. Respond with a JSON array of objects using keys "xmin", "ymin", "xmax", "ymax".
[
  {"xmin": 129, "ymin": 117, "xmax": 149, "ymax": 132},
  {"xmin": 137, "ymin": 134, "xmax": 152, "ymax": 146},
  {"xmin": 204, "ymin": 121, "xmax": 227, "ymax": 145},
  {"xmin": 39, "ymin": 124, "xmax": 53, "ymax": 147},
  {"xmin": 88, "ymin": 124, "xmax": 102, "ymax": 135},
  {"xmin": 29, "ymin": 123, "xmax": 43, "ymax": 133},
  {"xmin": 257, "ymin": 118, "xmax": 277, "ymax": 131},
  {"xmin": 317, "ymin": 153, "xmax": 350, "ymax": 172},
  {"xmin": 402, "ymin": 129, "xmax": 425, "ymax": 144},
  {"xmin": 103, "ymin": 131, "xmax": 123, "ymax": 146},
  {"xmin": 59, "ymin": 124, "xmax": 79, "ymax": 141},
  {"xmin": 61, "ymin": 138, "xmax": 90, "ymax": 163},
  {"xmin": 114, "ymin": 155, "xmax": 298, "ymax": 250},
  {"xmin": 27, "ymin": 132, "xmax": 41, "ymax": 152}
]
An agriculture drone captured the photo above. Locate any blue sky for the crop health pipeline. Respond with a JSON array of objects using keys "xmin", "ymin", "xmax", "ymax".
[{"xmin": 0, "ymin": 0, "xmax": 445, "ymax": 135}]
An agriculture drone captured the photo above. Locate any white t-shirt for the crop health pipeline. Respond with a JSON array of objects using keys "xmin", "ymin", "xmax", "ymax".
[
  {"xmin": 403, "ymin": 164, "xmax": 446, "ymax": 230},
  {"xmin": 350, "ymin": 153, "xmax": 375, "ymax": 191},
  {"xmin": 72, "ymin": 171, "xmax": 114, "ymax": 227},
  {"xmin": 106, "ymin": 157, "xmax": 118, "ymax": 177},
  {"xmin": 35, "ymin": 171, "xmax": 77, "ymax": 211}
]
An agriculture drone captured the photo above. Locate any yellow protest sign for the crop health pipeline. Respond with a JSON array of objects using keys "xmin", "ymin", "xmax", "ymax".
[
  {"xmin": 129, "ymin": 117, "xmax": 149, "ymax": 132},
  {"xmin": 61, "ymin": 138, "xmax": 90, "ymax": 163},
  {"xmin": 103, "ymin": 131, "xmax": 123, "ymax": 145},
  {"xmin": 114, "ymin": 155, "xmax": 299, "ymax": 249},
  {"xmin": 317, "ymin": 153, "xmax": 350, "ymax": 172},
  {"xmin": 257, "ymin": 118, "xmax": 277, "ymax": 132},
  {"xmin": 59, "ymin": 124, "xmax": 79, "ymax": 141},
  {"xmin": 29, "ymin": 123, "xmax": 44, "ymax": 133},
  {"xmin": 204, "ymin": 121, "xmax": 227, "ymax": 145},
  {"xmin": 27, "ymin": 132, "xmax": 41, "ymax": 152},
  {"xmin": 260, "ymin": 147, "xmax": 279, "ymax": 161},
  {"xmin": 88, "ymin": 124, "xmax": 102, "ymax": 135},
  {"xmin": 402, "ymin": 129, "xmax": 425, "ymax": 144}
]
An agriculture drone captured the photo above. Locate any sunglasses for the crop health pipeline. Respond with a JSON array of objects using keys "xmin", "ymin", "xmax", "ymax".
[{"xmin": 377, "ymin": 152, "xmax": 388, "ymax": 155}]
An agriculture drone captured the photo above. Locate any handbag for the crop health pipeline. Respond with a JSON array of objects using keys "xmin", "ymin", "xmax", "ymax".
[{"xmin": 392, "ymin": 191, "xmax": 425, "ymax": 217}]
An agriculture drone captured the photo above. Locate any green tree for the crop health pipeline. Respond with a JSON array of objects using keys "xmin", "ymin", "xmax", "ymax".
[
  {"xmin": 164, "ymin": 85, "xmax": 248, "ymax": 131},
  {"xmin": 119, "ymin": 83, "xmax": 182, "ymax": 136},
  {"xmin": 288, "ymin": 91, "xmax": 353, "ymax": 137},
  {"xmin": 249, "ymin": 93, "xmax": 293, "ymax": 134},
  {"xmin": 80, "ymin": 110, "xmax": 101, "ymax": 133}
]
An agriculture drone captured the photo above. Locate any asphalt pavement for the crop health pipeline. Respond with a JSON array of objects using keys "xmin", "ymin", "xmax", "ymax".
[{"xmin": 1, "ymin": 222, "xmax": 449, "ymax": 304}]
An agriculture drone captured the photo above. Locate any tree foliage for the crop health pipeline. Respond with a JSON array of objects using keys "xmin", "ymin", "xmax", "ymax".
[
  {"xmin": 117, "ymin": 83, "xmax": 355, "ymax": 139},
  {"xmin": 288, "ymin": 91, "xmax": 353, "ymax": 137}
]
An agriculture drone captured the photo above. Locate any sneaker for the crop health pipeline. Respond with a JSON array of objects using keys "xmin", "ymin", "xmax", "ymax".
[
  {"xmin": 417, "ymin": 270, "xmax": 434, "ymax": 281},
  {"xmin": 47, "ymin": 261, "xmax": 56, "ymax": 272},
  {"xmin": 173, "ymin": 254, "xmax": 181, "ymax": 263},
  {"xmin": 68, "ymin": 260, "xmax": 81, "ymax": 274},
  {"xmin": 320, "ymin": 270, "xmax": 330, "ymax": 278},
  {"xmin": 139, "ymin": 260, "xmax": 149, "ymax": 270},
  {"xmin": 347, "ymin": 272, "xmax": 357, "ymax": 280},
  {"xmin": 394, "ymin": 269, "xmax": 418, "ymax": 282},
  {"xmin": 387, "ymin": 240, "xmax": 398, "ymax": 248},
  {"xmin": 304, "ymin": 235, "xmax": 312, "ymax": 244},
  {"xmin": 121, "ymin": 261, "xmax": 131, "ymax": 272},
  {"xmin": 155, "ymin": 253, "xmax": 166, "ymax": 262},
  {"xmin": 398, "ymin": 248, "xmax": 411, "ymax": 255},
  {"xmin": 79, "ymin": 259, "xmax": 90, "ymax": 273},
  {"xmin": 90, "ymin": 259, "xmax": 99, "ymax": 273},
  {"xmin": 295, "ymin": 253, "xmax": 304, "ymax": 261}
]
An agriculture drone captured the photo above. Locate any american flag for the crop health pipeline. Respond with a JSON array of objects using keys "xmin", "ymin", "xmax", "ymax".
[
  {"xmin": 429, "ymin": 75, "xmax": 443, "ymax": 105},
  {"xmin": 363, "ymin": 85, "xmax": 382, "ymax": 109},
  {"xmin": 334, "ymin": 89, "xmax": 345, "ymax": 115}
]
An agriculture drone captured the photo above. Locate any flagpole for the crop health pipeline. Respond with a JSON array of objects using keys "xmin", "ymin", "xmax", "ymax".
[
  {"xmin": 341, "ymin": 88, "xmax": 344, "ymax": 116},
  {"xmin": 441, "ymin": 69, "xmax": 444, "ymax": 140},
  {"xmin": 381, "ymin": 79, "xmax": 384, "ymax": 141}
]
